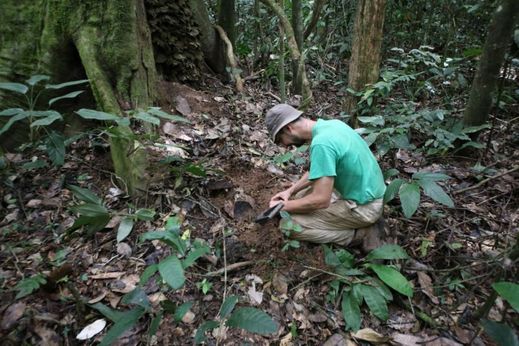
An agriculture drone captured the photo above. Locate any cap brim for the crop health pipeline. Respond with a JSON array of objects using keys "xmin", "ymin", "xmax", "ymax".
[{"xmin": 271, "ymin": 110, "xmax": 303, "ymax": 141}]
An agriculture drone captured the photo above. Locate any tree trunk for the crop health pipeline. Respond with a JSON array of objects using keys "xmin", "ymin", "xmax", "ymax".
[
  {"xmin": 291, "ymin": 0, "xmax": 303, "ymax": 95},
  {"xmin": 218, "ymin": 0, "xmax": 236, "ymax": 49},
  {"xmin": 463, "ymin": 0, "xmax": 519, "ymax": 127},
  {"xmin": 40, "ymin": 0, "xmax": 157, "ymax": 195},
  {"xmin": 304, "ymin": 0, "xmax": 327, "ymax": 40},
  {"xmin": 343, "ymin": 0, "xmax": 386, "ymax": 126},
  {"xmin": 278, "ymin": 0, "xmax": 286, "ymax": 102},
  {"xmin": 260, "ymin": 0, "xmax": 312, "ymax": 107}
]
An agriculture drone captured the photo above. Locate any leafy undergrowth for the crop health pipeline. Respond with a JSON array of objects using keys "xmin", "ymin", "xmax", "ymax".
[{"xmin": 0, "ymin": 80, "xmax": 518, "ymax": 345}]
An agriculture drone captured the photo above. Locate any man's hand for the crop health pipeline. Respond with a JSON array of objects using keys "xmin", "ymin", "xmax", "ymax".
[{"xmin": 269, "ymin": 189, "xmax": 292, "ymax": 208}]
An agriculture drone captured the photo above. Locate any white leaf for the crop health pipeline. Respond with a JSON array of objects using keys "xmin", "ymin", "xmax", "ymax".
[{"xmin": 76, "ymin": 319, "xmax": 106, "ymax": 340}]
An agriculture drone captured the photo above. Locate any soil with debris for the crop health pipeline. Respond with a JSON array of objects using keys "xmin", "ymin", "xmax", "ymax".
[{"xmin": 0, "ymin": 80, "xmax": 518, "ymax": 345}]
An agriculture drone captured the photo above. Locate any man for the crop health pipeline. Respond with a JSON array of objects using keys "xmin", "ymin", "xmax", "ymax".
[{"xmin": 265, "ymin": 104, "xmax": 386, "ymax": 252}]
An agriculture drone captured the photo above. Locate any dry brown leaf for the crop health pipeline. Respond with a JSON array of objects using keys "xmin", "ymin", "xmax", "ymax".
[
  {"xmin": 182, "ymin": 311, "xmax": 195, "ymax": 324},
  {"xmin": 105, "ymin": 215, "xmax": 121, "ymax": 228},
  {"xmin": 26, "ymin": 199, "xmax": 42, "ymax": 207},
  {"xmin": 425, "ymin": 337, "xmax": 462, "ymax": 346},
  {"xmin": 175, "ymin": 95, "xmax": 192, "ymax": 116},
  {"xmin": 110, "ymin": 274, "xmax": 139, "ymax": 293},
  {"xmin": 391, "ymin": 333, "xmax": 424, "ymax": 345},
  {"xmin": 280, "ymin": 332, "xmax": 293, "ymax": 346},
  {"xmin": 417, "ymin": 271, "xmax": 439, "ymax": 304},
  {"xmin": 351, "ymin": 328, "xmax": 389, "ymax": 344},
  {"xmin": 34, "ymin": 324, "xmax": 60, "ymax": 345},
  {"xmin": 272, "ymin": 272, "xmax": 289, "ymax": 295},
  {"xmin": 1, "ymin": 302, "xmax": 26, "ymax": 330},
  {"xmin": 90, "ymin": 272, "xmax": 125, "ymax": 280},
  {"xmin": 116, "ymin": 242, "xmax": 132, "ymax": 257},
  {"xmin": 87, "ymin": 291, "xmax": 107, "ymax": 304}
]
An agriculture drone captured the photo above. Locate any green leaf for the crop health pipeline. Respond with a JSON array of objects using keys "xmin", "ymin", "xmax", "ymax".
[
  {"xmin": 358, "ymin": 116, "xmax": 384, "ymax": 126},
  {"xmin": 15, "ymin": 274, "xmax": 46, "ymax": 299},
  {"xmin": 399, "ymin": 182, "xmax": 420, "ymax": 218},
  {"xmin": 68, "ymin": 185, "xmax": 103, "ymax": 205},
  {"xmin": 45, "ymin": 79, "xmax": 89, "ymax": 89},
  {"xmin": 194, "ymin": 320, "xmax": 219, "ymax": 344},
  {"xmin": 481, "ymin": 319, "xmax": 519, "ymax": 346},
  {"xmin": 492, "ymin": 282, "xmax": 519, "ymax": 313},
  {"xmin": 68, "ymin": 214, "xmax": 110, "ymax": 235},
  {"xmin": 147, "ymin": 107, "xmax": 190, "ymax": 123},
  {"xmin": 366, "ymin": 244, "xmax": 409, "ymax": 260},
  {"xmin": 45, "ymin": 131, "xmax": 65, "ymax": 166},
  {"xmin": 148, "ymin": 311, "xmax": 163, "ymax": 337},
  {"xmin": 22, "ymin": 160, "xmax": 48, "ymax": 170},
  {"xmin": 99, "ymin": 307, "xmax": 145, "ymax": 346},
  {"xmin": 183, "ymin": 242, "xmax": 210, "ymax": 268},
  {"xmin": 139, "ymin": 264, "xmax": 158, "ymax": 286},
  {"xmin": 48, "ymin": 90, "xmax": 84, "ymax": 106},
  {"xmin": 31, "ymin": 112, "xmax": 62, "ymax": 127},
  {"xmin": 121, "ymin": 287, "xmax": 151, "ymax": 311},
  {"xmin": 134, "ymin": 111, "xmax": 160, "ymax": 125},
  {"xmin": 383, "ymin": 168, "xmax": 400, "ymax": 180},
  {"xmin": 185, "ymin": 164, "xmax": 206, "ymax": 177},
  {"xmin": 0, "ymin": 108, "xmax": 23, "ymax": 116},
  {"xmin": 70, "ymin": 203, "xmax": 109, "ymax": 217},
  {"xmin": 165, "ymin": 216, "xmax": 182, "ymax": 233},
  {"xmin": 323, "ymin": 245, "xmax": 341, "ymax": 267},
  {"xmin": 369, "ymin": 264, "xmax": 413, "ymax": 297},
  {"xmin": 384, "ymin": 179, "xmax": 404, "ymax": 203},
  {"xmin": 117, "ymin": 218, "xmax": 134, "ymax": 243},
  {"xmin": 76, "ymin": 108, "xmax": 128, "ymax": 126},
  {"xmin": 135, "ymin": 208, "xmax": 155, "ymax": 221},
  {"xmin": 359, "ymin": 285, "xmax": 389, "ymax": 320},
  {"xmin": 341, "ymin": 291, "xmax": 361, "ymax": 331},
  {"xmin": 174, "ymin": 301, "xmax": 194, "ymax": 322},
  {"xmin": 0, "ymin": 112, "xmax": 30, "ymax": 136},
  {"xmin": 158, "ymin": 255, "xmax": 185, "ymax": 289},
  {"xmin": 227, "ymin": 307, "xmax": 278, "ymax": 335},
  {"xmin": 219, "ymin": 296, "xmax": 238, "ymax": 319},
  {"xmin": 0, "ymin": 82, "xmax": 28, "ymax": 94},
  {"xmin": 140, "ymin": 231, "xmax": 186, "ymax": 255},
  {"xmin": 417, "ymin": 180, "xmax": 454, "ymax": 208},
  {"xmin": 89, "ymin": 303, "xmax": 125, "ymax": 322},
  {"xmin": 26, "ymin": 75, "xmax": 50, "ymax": 86},
  {"xmin": 412, "ymin": 172, "xmax": 451, "ymax": 181}
]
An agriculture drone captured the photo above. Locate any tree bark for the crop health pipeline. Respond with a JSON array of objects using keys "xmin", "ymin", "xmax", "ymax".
[
  {"xmin": 40, "ymin": 0, "xmax": 157, "ymax": 195},
  {"xmin": 278, "ymin": 0, "xmax": 286, "ymax": 102},
  {"xmin": 343, "ymin": 0, "xmax": 386, "ymax": 126},
  {"xmin": 260, "ymin": 0, "xmax": 312, "ymax": 107},
  {"xmin": 292, "ymin": 0, "xmax": 303, "ymax": 95},
  {"xmin": 218, "ymin": 0, "xmax": 236, "ymax": 49},
  {"xmin": 214, "ymin": 25, "xmax": 243, "ymax": 92},
  {"xmin": 463, "ymin": 0, "xmax": 519, "ymax": 127}
]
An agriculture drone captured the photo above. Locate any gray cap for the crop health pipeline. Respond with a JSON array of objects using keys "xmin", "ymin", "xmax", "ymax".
[{"xmin": 265, "ymin": 104, "xmax": 303, "ymax": 142}]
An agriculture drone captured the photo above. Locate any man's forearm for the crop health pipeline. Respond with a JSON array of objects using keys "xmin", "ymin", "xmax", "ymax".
[{"xmin": 288, "ymin": 172, "xmax": 311, "ymax": 195}]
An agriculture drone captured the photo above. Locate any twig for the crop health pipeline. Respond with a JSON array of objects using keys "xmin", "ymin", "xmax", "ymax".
[
  {"xmin": 290, "ymin": 273, "xmax": 323, "ymax": 291},
  {"xmin": 454, "ymin": 165, "xmax": 519, "ymax": 195},
  {"xmin": 222, "ymin": 227, "xmax": 228, "ymax": 302},
  {"xmin": 204, "ymin": 261, "xmax": 256, "ymax": 277},
  {"xmin": 302, "ymin": 265, "xmax": 367, "ymax": 284},
  {"xmin": 8, "ymin": 246, "xmax": 24, "ymax": 278},
  {"xmin": 267, "ymin": 91, "xmax": 281, "ymax": 102}
]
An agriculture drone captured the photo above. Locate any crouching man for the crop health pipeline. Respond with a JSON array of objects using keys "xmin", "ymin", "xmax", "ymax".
[{"xmin": 265, "ymin": 104, "xmax": 386, "ymax": 252}]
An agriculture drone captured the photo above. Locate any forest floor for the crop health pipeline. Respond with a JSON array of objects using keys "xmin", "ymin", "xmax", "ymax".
[{"xmin": 0, "ymin": 78, "xmax": 518, "ymax": 345}]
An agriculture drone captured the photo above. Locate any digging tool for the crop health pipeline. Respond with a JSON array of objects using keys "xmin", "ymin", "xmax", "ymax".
[{"xmin": 255, "ymin": 203, "xmax": 284, "ymax": 225}]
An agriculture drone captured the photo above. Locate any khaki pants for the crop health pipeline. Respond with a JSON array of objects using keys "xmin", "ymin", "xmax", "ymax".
[{"xmin": 286, "ymin": 188, "xmax": 383, "ymax": 246}]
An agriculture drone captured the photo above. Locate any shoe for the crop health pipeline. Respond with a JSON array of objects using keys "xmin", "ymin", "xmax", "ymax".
[{"xmin": 356, "ymin": 218, "xmax": 386, "ymax": 254}]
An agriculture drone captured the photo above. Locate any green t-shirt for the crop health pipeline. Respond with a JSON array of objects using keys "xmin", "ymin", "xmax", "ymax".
[{"xmin": 309, "ymin": 119, "xmax": 386, "ymax": 204}]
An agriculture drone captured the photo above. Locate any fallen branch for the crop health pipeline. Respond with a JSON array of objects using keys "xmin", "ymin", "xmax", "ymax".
[
  {"xmin": 214, "ymin": 25, "xmax": 244, "ymax": 92},
  {"xmin": 204, "ymin": 260, "xmax": 255, "ymax": 277},
  {"xmin": 454, "ymin": 165, "xmax": 519, "ymax": 195}
]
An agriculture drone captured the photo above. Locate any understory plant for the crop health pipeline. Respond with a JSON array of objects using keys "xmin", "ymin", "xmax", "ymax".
[
  {"xmin": 482, "ymin": 281, "xmax": 519, "ymax": 345},
  {"xmin": 324, "ymin": 244, "xmax": 413, "ymax": 331},
  {"xmin": 279, "ymin": 210, "xmax": 303, "ymax": 251}
]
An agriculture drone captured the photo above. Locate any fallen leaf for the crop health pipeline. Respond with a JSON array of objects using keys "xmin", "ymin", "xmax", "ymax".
[
  {"xmin": 323, "ymin": 333, "xmax": 355, "ymax": 346},
  {"xmin": 392, "ymin": 333, "xmax": 424, "ymax": 346},
  {"xmin": 26, "ymin": 199, "xmax": 42, "ymax": 207},
  {"xmin": 1, "ymin": 302, "xmax": 26, "ymax": 330},
  {"xmin": 280, "ymin": 332, "xmax": 293, "ymax": 346},
  {"xmin": 182, "ymin": 311, "xmax": 195, "ymax": 324},
  {"xmin": 272, "ymin": 272, "xmax": 288, "ymax": 295},
  {"xmin": 175, "ymin": 95, "xmax": 192, "ymax": 116},
  {"xmin": 116, "ymin": 242, "xmax": 132, "ymax": 257},
  {"xmin": 426, "ymin": 337, "xmax": 463, "ymax": 346},
  {"xmin": 110, "ymin": 274, "xmax": 139, "ymax": 293},
  {"xmin": 87, "ymin": 291, "xmax": 107, "ymax": 304},
  {"xmin": 90, "ymin": 272, "xmax": 125, "ymax": 280},
  {"xmin": 351, "ymin": 328, "xmax": 389, "ymax": 343},
  {"xmin": 247, "ymin": 284, "xmax": 263, "ymax": 305},
  {"xmin": 106, "ymin": 215, "xmax": 122, "ymax": 228},
  {"xmin": 308, "ymin": 313, "xmax": 327, "ymax": 323},
  {"xmin": 76, "ymin": 319, "xmax": 107, "ymax": 340},
  {"xmin": 34, "ymin": 325, "xmax": 60, "ymax": 346},
  {"xmin": 417, "ymin": 272, "xmax": 439, "ymax": 304}
]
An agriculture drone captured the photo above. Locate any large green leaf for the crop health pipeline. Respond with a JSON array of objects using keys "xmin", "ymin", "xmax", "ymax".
[
  {"xmin": 219, "ymin": 296, "xmax": 239, "ymax": 319},
  {"xmin": 412, "ymin": 172, "xmax": 451, "ymax": 181},
  {"xmin": 323, "ymin": 245, "xmax": 341, "ymax": 267},
  {"xmin": 99, "ymin": 307, "xmax": 145, "ymax": 346},
  {"xmin": 183, "ymin": 242, "xmax": 210, "ymax": 268},
  {"xmin": 45, "ymin": 79, "xmax": 89, "ymax": 89},
  {"xmin": 492, "ymin": 282, "xmax": 519, "ymax": 313},
  {"xmin": 76, "ymin": 108, "xmax": 129, "ymax": 126},
  {"xmin": 45, "ymin": 131, "xmax": 65, "ymax": 166},
  {"xmin": 0, "ymin": 108, "xmax": 23, "ymax": 116},
  {"xmin": 226, "ymin": 307, "xmax": 278, "ymax": 335},
  {"xmin": 31, "ymin": 112, "xmax": 62, "ymax": 127},
  {"xmin": 26, "ymin": 75, "xmax": 50, "ymax": 86},
  {"xmin": 360, "ymin": 285, "xmax": 389, "ymax": 320},
  {"xmin": 370, "ymin": 264, "xmax": 413, "ymax": 297},
  {"xmin": 341, "ymin": 291, "xmax": 361, "ymax": 331},
  {"xmin": 147, "ymin": 107, "xmax": 190, "ymax": 123},
  {"xmin": 90, "ymin": 303, "xmax": 125, "ymax": 322},
  {"xmin": 417, "ymin": 179, "xmax": 454, "ymax": 208},
  {"xmin": 68, "ymin": 185, "xmax": 103, "ymax": 205},
  {"xmin": 0, "ymin": 112, "xmax": 30, "ymax": 136},
  {"xmin": 48, "ymin": 90, "xmax": 84, "ymax": 106},
  {"xmin": 134, "ymin": 111, "xmax": 160, "ymax": 125},
  {"xmin": 399, "ymin": 182, "xmax": 420, "ymax": 218},
  {"xmin": 366, "ymin": 244, "xmax": 409, "ymax": 261},
  {"xmin": 158, "ymin": 255, "xmax": 185, "ymax": 289},
  {"xmin": 121, "ymin": 287, "xmax": 151, "ymax": 311},
  {"xmin": 117, "ymin": 218, "xmax": 134, "ymax": 243},
  {"xmin": 140, "ymin": 231, "xmax": 186, "ymax": 255},
  {"xmin": 70, "ymin": 203, "xmax": 109, "ymax": 217},
  {"xmin": 148, "ymin": 312, "xmax": 163, "ymax": 337},
  {"xmin": 0, "ymin": 82, "xmax": 28, "ymax": 94},
  {"xmin": 481, "ymin": 319, "xmax": 519, "ymax": 346},
  {"xmin": 139, "ymin": 264, "xmax": 158, "ymax": 286},
  {"xmin": 194, "ymin": 320, "xmax": 219, "ymax": 344},
  {"xmin": 135, "ymin": 208, "xmax": 156, "ymax": 221},
  {"xmin": 384, "ymin": 178, "xmax": 404, "ymax": 203}
]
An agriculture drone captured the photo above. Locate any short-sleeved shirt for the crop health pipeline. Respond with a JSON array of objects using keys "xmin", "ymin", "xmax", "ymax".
[{"xmin": 309, "ymin": 119, "xmax": 386, "ymax": 205}]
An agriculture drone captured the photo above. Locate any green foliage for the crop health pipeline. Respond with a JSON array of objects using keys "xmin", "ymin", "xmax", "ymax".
[
  {"xmin": 273, "ymin": 145, "xmax": 308, "ymax": 167},
  {"xmin": 279, "ymin": 211, "xmax": 303, "ymax": 251},
  {"xmin": 481, "ymin": 319, "xmax": 519, "ymax": 346},
  {"xmin": 384, "ymin": 170, "xmax": 454, "ymax": 218},
  {"xmin": 14, "ymin": 274, "xmax": 47, "ymax": 299},
  {"xmin": 67, "ymin": 185, "xmax": 110, "ymax": 236},
  {"xmin": 323, "ymin": 244, "xmax": 413, "ymax": 331},
  {"xmin": 492, "ymin": 282, "xmax": 519, "ymax": 313}
]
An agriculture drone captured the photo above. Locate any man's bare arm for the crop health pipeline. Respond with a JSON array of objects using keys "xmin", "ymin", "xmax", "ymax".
[{"xmin": 282, "ymin": 176, "xmax": 334, "ymax": 213}]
